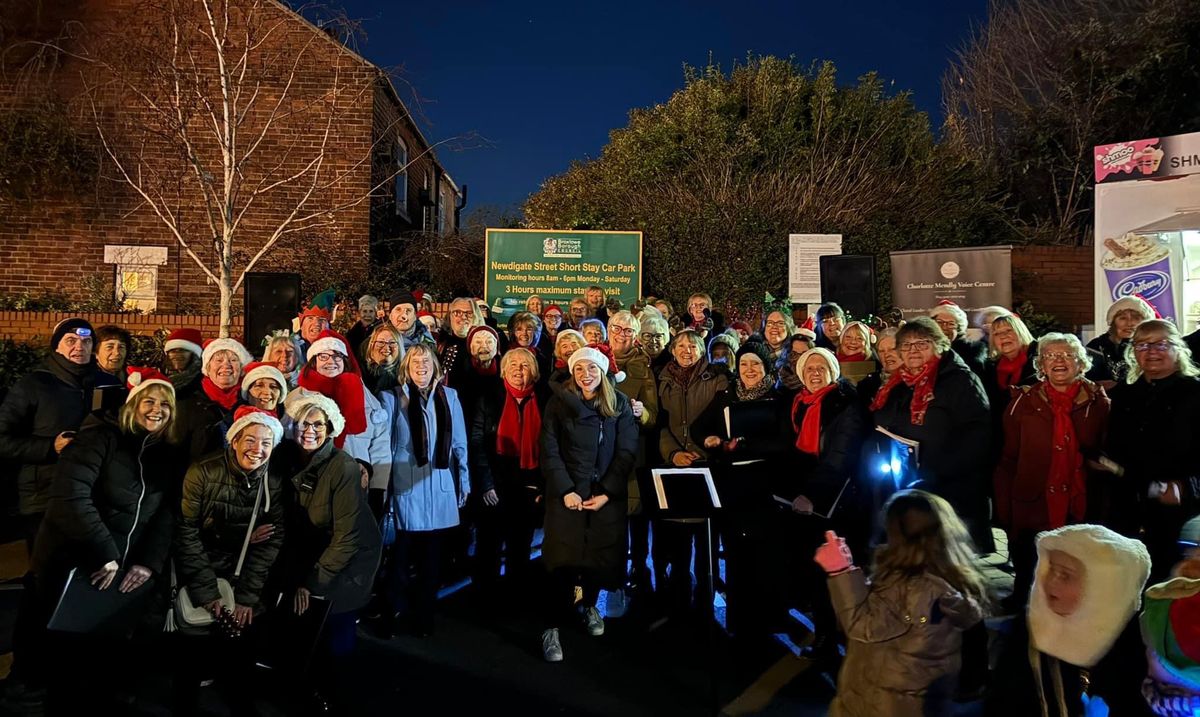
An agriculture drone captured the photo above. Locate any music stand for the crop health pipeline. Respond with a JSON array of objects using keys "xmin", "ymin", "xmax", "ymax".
[{"xmin": 639, "ymin": 466, "xmax": 722, "ymax": 716}]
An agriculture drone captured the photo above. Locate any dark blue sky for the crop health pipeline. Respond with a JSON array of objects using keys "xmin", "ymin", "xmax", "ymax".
[{"xmin": 328, "ymin": 1, "xmax": 989, "ymax": 217}]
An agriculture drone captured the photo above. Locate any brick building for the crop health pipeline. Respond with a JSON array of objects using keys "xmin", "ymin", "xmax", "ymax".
[{"xmin": 0, "ymin": 0, "xmax": 462, "ymax": 313}]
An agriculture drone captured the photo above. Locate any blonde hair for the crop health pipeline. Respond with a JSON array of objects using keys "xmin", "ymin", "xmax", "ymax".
[
  {"xmin": 399, "ymin": 343, "xmax": 444, "ymax": 385},
  {"xmin": 872, "ymin": 490, "xmax": 991, "ymax": 610},
  {"xmin": 1125, "ymin": 319, "xmax": 1200, "ymax": 383},
  {"xmin": 120, "ymin": 384, "xmax": 178, "ymax": 442},
  {"xmin": 500, "ymin": 347, "xmax": 540, "ymax": 383},
  {"xmin": 568, "ymin": 366, "xmax": 619, "ymax": 418},
  {"xmin": 366, "ymin": 322, "xmax": 405, "ymax": 369},
  {"xmin": 988, "ymin": 314, "xmax": 1034, "ymax": 359}
]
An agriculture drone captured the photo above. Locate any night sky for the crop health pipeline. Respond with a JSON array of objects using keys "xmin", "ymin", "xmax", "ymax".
[{"xmin": 325, "ymin": 0, "xmax": 989, "ymax": 217}]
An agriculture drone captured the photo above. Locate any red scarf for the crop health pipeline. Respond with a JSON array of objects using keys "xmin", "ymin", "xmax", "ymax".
[
  {"xmin": 298, "ymin": 367, "xmax": 367, "ymax": 448},
  {"xmin": 869, "ymin": 356, "xmax": 940, "ymax": 425},
  {"xmin": 201, "ymin": 377, "xmax": 240, "ymax": 411},
  {"xmin": 836, "ymin": 351, "xmax": 867, "ymax": 363},
  {"xmin": 496, "ymin": 381, "xmax": 541, "ymax": 469},
  {"xmin": 1045, "ymin": 381, "xmax": 1086, "ymax": 527},
  {"xmin": 792, "ymin": 383, "xmax": 838, "ymax": 455},
  {"xmin": 995, "ymin": 349, "xmax": 1028, "ymax": 390}
]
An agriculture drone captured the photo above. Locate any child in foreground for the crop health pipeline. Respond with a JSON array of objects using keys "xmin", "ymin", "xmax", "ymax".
[{"xmin": 814, "ymin": 489, "xmax": 989, "ymax": 717}]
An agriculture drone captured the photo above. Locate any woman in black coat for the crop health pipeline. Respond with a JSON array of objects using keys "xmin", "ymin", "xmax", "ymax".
[
  {"xmin": 272, "ymin": 392, "xmax": 382, "ymax": 712},
  {"xmin": 691, "ymin": 341, "xmax": 792, "ymax": 637},
  {"xmin": 1102, "ymin": 319, "xmax": 1200, "ymax": 581},
  {"xmin": 870, "ymin": 317, "xmax": 994, "ymax": 553},
  {"xmin": 18, "ymin": 369, "xmax": 183, "ymax": 712},
  {"xmin": 981, "ymin": 314, "xmax": 1038, "ymax": 435},
  {"xmin": 538, "ymin": 346, "xmax": 638, "ymax": 663},
  {"xmin": 470, "ymin": 348, "xmax": 551, "ymax": 596}
]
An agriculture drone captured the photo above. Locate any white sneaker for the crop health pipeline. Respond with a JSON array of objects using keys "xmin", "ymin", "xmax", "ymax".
[
  {"xmin": 542, "ymin": 628, "xmax": 563, "ymax": 662},
  {"xmin": 582, "ymin": 605, "xmax": 605, "ymax": 636},
  {"xmin": 605, "ymin": 588, "xmax": 630, "ymax": 618}
]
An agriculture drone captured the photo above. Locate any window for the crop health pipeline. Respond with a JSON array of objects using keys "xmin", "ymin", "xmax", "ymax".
[
  {"xmin": 422, "ymin": 171, "xmax": 434, "ymax": 233},
  {"xmin": 437, "ymin": 187, "xmax": 447, "ymax": 235},
  {"xmin": 393, "ymin": 136, "xmax": 408, "ymax": 218}
]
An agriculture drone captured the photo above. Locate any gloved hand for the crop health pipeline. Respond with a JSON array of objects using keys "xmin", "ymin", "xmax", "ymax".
[
  {"xmin": 814, "ymin": 530, "xmax": 854, "ymax": 575},
  {"xmin": 1081, "ymin": 693, "xmax": 1109, "ymax": 717}
]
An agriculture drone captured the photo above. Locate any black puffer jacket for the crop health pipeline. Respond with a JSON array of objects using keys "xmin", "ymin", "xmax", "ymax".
[
  {"xmin": 471, "ymin": 381, "xmax": 552, "ymax": 494},
  {"xmin": 783, "ymin": 378, "xmax": 867, "ymax": 515},
  {"xmin": 540, "ymin": 388, "xmax": 638, "ymax": 586},
  {"xmin": 275, "ymin": 440, "xmax": 382, "ymax": 614},
  {"xmin": 952, "ymin": 337, "xmax": 988, "ymax": 379},
  {"xmin": 0, "ymin": 355, "xmax": 119, "ymax": 515},
  {"xmin": 175, "ymin": 450, "xmax": 284, "ymax": 611},
  {"xmin": 872, "ymin": 351, "xmax": 994, "ymax": 552},
  {"xmin": 174, "ymin": 389, "xmax": 240, "ymax": 461},
  {"xmin": 33, "ymin": 414, "xmax": 183, "ymax": 578}
]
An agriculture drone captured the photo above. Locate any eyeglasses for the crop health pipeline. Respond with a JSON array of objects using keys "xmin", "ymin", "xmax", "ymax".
[
  {"xmin": 640, "ymin": 332, "xmax": 666, "ymax": 342},
  {"xmin": 933, "ymin": 319, "xmax": 957, "ymax": 328},
  {"xmin": 610, "ymin": 326, "xmax": 635, "ymax": 337},
  {"xmin": 899, "ymin": 340, "xmax": 933, "ymax": 353},
  {"xmin": 450, "ymin": 310, "xmax": 473, "ymax": 319},
  {"xmin": 1134, "ymin": 340, "xmax": 1172, "ymax": 353},
  {"xmin": 299, "ymin": 421, "xmax": 328, "ymax": 434},
  {"xmin": 1041, "ymin": 351, "xmax": 1076, "ymax": 362},
  {"xmin": 315, "ymin": 352, "xmax": 345, "ymax": 363},
  {"xmin": 372, "ymin": 340, "xmax": 399, "ymax": 349},
  {"xmin": 765, "ymin": 320, "xmax": 788, "ymax": 329}
]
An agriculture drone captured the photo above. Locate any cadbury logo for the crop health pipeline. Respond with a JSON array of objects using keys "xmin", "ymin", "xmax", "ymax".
[{"xmin": 1112, "ymin": 271, "xmax": 1170, "ymax": 300}]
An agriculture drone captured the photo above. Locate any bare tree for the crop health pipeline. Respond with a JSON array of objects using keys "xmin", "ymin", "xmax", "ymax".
[
  {"xmin": 49, "ymin": 0, "xmax": 470, "ymax": 335},
  {"xmin": 943, "ymin": 0, "xmax": 1200, "ymax": 246}
]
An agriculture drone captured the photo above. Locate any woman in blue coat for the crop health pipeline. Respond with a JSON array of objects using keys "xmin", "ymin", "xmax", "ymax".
[
  {"xmin": 538, "ymin": 344, "xmax": 638, "ymax": 662},
  {"xmin": 378, "ymin": 343, "xmax": 470, "ymax": 637}
]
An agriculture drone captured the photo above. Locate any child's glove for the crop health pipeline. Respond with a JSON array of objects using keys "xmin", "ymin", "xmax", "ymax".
[
  {"xmin": 1081, "ymin": 693, "xmax": 1109, "ymax": 717},
  {"xmin": 814, "ymin": 530, "xmax": 854, "ymax": 575}
]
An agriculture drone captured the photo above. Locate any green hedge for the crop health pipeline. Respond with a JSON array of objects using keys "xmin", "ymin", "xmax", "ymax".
[{"xmin": 0, "ymin": 331, "xmax": 168, "ymax": 393}]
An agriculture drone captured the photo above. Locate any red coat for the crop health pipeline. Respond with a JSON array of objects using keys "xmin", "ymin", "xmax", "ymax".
[{"xmin": 993, "ymin": 379, "xmax": 1110, "ymax": 533}]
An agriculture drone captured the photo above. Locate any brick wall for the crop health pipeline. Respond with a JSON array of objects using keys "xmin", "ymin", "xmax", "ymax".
[
  {"xmin": 0, "ymin": 0, "xmax": 378, "ymax": 312},
  {"xmin": 0, "ymin": 312, "xmax": 245, "ymax": 344},
  {"xmin": 1011, "ymin": 245, "xmax": 1095, "ymax": 329}
]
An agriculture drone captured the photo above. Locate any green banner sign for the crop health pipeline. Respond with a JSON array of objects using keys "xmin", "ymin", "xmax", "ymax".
[{"xmin": 484, "ymin": 228, "xmax": 643, "ymax": 322}]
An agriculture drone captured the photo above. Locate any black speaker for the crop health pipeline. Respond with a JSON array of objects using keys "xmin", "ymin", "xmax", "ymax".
[
  {"xmin": 819, "ymin": 255, "xmax": 876, "ymax": 319},
  {"xmin": 244, "ymin": 273, "xmax": 301, "ymax": 349}
]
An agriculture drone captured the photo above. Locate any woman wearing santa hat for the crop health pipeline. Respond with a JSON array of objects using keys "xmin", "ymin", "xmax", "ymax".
[
  {"xmin": 241, "ymin": 362, "xmax": 288, "ymax": 416},
  {"xmin": 293, "ymin": 329, "xmax": 391, "ymax": 496},
  {"xmin": 162, "ymin": 327, "xmax": 206, "ymax": 398},
  {"xmin": 173, "ymin": 405, "xmax": 285, "ymax": 714},
  {"xmin": 538, "ymin": 343, "xmax": 638, "ymax": 662},
  {"xmin": 1085, "ymin": 295, "xmax": 1156, "ymax": 389},
  {"xmin": 174, "ymin": 337, "xmax": 254, "ymax": 461},
  {"xmin": 12, "ymin": 368, "xmax": 184, "ymax": 711}
]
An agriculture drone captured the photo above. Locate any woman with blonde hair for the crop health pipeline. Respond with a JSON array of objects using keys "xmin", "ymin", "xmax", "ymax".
[
  {"xmin": 815, "ymin": 490, "xmax": 988, "ymax": 716},
  {"xmin": 1103, "ymin": 318, "xmax": 1200, "ymax": 578},
  {"xmin": 538, "ymin": 343, "xmax": 637, "ymax": 661},
  {"xmin": 361, "ymin": 322, "xmax": 405, "ymax": 394}
]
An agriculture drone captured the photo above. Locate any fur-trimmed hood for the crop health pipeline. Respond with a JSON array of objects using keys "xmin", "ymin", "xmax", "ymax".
[{"xmin": 1029, "ymin": 524, "xmax": 1152, "ymax": 668}]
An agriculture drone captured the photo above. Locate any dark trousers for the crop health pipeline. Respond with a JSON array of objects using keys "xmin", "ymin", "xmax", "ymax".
[
  {"xmin": 171, "ymin": 628, "xmax": 259, "ymax": 717},
  {"xmin": 1008, "ymin": 529, "xmax": 1038, "ymax": 609},
  {"xmin": 544, "ymin": 566, "xmax": 600, "ymax": 628},
  {"xmin": 657, "ymin": 519, "xmax": 716, "ymax": 613},
  {"xmin": 474, "ymin": 483, "xmax": 540, "ymax": 590},
  {"xmin": 387, "ymin": 529, "xmax": 443, "ymax": 632}
]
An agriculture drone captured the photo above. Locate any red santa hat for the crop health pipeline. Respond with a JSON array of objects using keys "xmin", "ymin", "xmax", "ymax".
[
  {"xmin": 164, "ymin": 328, "xmax": 204, "ymax": 360},
  {"xmin": 305, "ymin": 331, "xmax": 349, "ymax": 362},
  {"xmin": 467, "ymin": 324, "xmax": 500, "ymax": 348},
  {"xmin": 202, "ymin": 337, "xmax": 254, "ymax": 370},
  {"xmin": 240, "ymin": 361, "xmax": 289, "ymax": 400},
  {"xmin": 929, "ymin": 300, "xmax": 968, "ymax": 330},
  {"xmin": 543, "ymin": 304, "xmax": 564, "ymax": 318},
  {"xmin": 1106, "ymin": 295, "xmax": 1158, "ymax": 325},
  {"xmin": 125, "ymin": 366, "xmax": 175, "ymax": 404},
  {"xmin": 567, "ymin": 342, "xmax": 626, "ymax": 383},
  {"xmin": 225, "ymin": 405, "xmax": 284, "ymax": 446}
]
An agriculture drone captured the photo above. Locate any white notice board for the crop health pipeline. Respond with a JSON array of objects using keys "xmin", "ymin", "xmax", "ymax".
[{"xmin": 788, "ymin": 234, "xmax": 842, "ymax": 304}]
